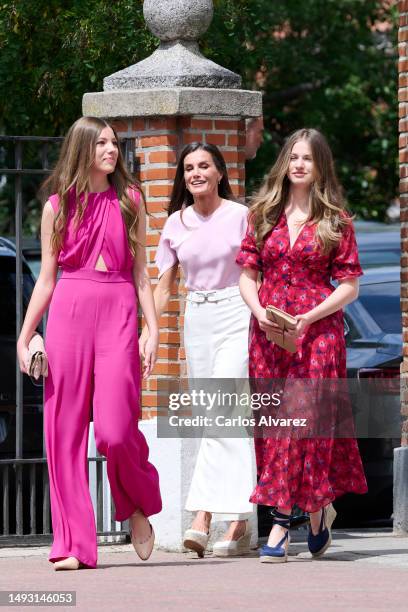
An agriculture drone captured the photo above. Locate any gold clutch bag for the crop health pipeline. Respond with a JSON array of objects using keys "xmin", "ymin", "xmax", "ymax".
[
  {"xmin": 28, "ymin": 333, "xmax": 48, "ymax": 381},
  {"xmin": 265, "ymin": 306, "xmax": 297, "ymax": 353}
]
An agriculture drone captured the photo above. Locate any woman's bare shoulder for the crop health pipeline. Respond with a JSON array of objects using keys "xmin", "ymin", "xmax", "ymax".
[{"xmin": 43, "ymin": 200, "xmax": 55, "ymax": 216}]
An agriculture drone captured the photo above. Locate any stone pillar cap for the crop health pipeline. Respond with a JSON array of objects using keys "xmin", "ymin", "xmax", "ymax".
[{"xmin": 83, "ymin": 87, "xmax": 262, "ymax": 119}]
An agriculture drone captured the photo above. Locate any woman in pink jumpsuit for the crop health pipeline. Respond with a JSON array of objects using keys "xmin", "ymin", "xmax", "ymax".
[{"xmin": 17, "ymin": 117, "xmax": 162, "ymax": 570}]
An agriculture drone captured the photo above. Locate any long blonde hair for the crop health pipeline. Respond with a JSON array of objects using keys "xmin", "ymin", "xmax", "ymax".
[
  {"xmin": 250, "ymin": 128, "xmax": 349, "ymax": 254},
  {"xmin": 41, "ymin": 116, "xmax": 144, "ymax": 257}
]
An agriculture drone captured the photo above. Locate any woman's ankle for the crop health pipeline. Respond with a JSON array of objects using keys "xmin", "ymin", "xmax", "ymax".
[
  {"xmin": 309, "ymin": 508, "xmax": 323, "ymax": 535},
  {"xmin": 266, "ymin": 508, "xmax": 291, "ymax": 547},
  {"xmin": 267, "ymin": 523, "xmax": 289, "ymax": 548},
  {"xmin": 191, "ymin": 510, "xmax": 212, "ymax": 532},
  {"xmin": 222, "ymin": 520, "xmax": 247, "ymax": 540}
]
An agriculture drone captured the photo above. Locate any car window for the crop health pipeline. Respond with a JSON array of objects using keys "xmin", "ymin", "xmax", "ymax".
[
  {"xmin": 26, "ymin": 258, "xmax": 41, "ymax": 280},
  {"xmin": 357, "ymin": 282, "xmax": 401, "ymax": 334},
  {"xmin": 358, "ymin": 249, "xmax": 401, "ymax": 268}
]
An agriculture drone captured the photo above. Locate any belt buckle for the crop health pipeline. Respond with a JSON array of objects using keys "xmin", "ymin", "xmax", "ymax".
[
  {"xmin": 204, "ymin": 291, "xmax": 218, "ymax": 303},
  {"xmin": 190, "ymin": 290, "xmax": 218, "ymax": 303},
  {"xmin": 192, "ymin": 291, "xmax": 207, "ymax": 303}
]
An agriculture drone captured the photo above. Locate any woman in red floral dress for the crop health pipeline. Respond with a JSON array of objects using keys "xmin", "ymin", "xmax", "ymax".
[{"xmin": 237, "ymin": 128, "xmax": 367, "ymax": 563}]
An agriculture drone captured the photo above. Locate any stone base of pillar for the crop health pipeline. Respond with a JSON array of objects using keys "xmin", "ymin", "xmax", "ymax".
[
  {"xmin": 83, "ymin": 87, "xmax": 261, "ymax": 119},
  {"xmin": 140, "ymin": 419, "xmax": 258, "ymax": 551},
  {"xmin": 393, "ymin": 446, "xmax": 408, "ymax": 535}
]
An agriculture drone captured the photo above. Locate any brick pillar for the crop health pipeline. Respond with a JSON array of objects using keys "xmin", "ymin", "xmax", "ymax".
[
  {"xmin": 110, "ymin": 115, "xmax": 246, "ymax": 419},
  {"xmin": 181, "ymin": 116, "xmax": 246, "ymax": 199},
  {"xmin": 394, "ymin": 0, "xmax": 408, "ymax": 535},
  {"xmin": 399, "ymin": 0, "xmax": 408, "ymax": 446}
]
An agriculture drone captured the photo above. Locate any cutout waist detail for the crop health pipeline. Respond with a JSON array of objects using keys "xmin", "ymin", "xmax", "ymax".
[{"xmin": 60, "ymin": 269, "xmax": 133, "ymax": 283}]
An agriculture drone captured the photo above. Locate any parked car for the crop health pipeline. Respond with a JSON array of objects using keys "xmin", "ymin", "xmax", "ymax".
[
  {"xmin": 357, "ymin": 232, "xmax": 400, "ymax": 269},
  {"xmin": 20, "ymin": 238, "xmax": 41, "ymax": 280},
  {"xmin": 5, "ymin": 237, "xmax": 41, "ymax": 279},
  {"xmin": 353, "ymin": 220, "xmax": 400, "ymax": 269},
  {"xmin": 0, "ymin": 237, "xmax": 43, "ymax": 459},
  {"xmin": 335, "ymin": 265, "xmax": 402, "ymax": 526},
  {"xmin": 354, "ymin": 220, "xmax": 399, "ymax": 233}
]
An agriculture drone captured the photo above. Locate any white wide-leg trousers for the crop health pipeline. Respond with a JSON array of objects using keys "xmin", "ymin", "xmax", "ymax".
[{"xmin": 184, "ymin": 287, "xmax": 255, "ymax": 521}]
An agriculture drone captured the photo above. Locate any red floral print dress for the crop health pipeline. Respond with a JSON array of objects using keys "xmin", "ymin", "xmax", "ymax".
[{"xmin": 236, "ymin": 212, "xmax": 368, "ymax": 512}]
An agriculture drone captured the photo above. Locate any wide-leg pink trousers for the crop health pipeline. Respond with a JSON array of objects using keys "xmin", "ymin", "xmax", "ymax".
[{"xmin": 44, "ymin": 270, "xmax": 162, "ymax": 568}]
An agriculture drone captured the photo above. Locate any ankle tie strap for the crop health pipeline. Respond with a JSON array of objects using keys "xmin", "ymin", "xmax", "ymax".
[{"xmin": 273, "ymin": 510, "xmax": 291, "ymax": 530}]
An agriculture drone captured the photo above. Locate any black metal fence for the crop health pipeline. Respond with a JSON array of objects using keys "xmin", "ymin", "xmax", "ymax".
[{"xmin": 0, "ymin": 135, "xmax": 135, "ymax": 545}]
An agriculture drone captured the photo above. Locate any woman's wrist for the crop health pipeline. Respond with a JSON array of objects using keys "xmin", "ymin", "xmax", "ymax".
[
  {"xmin": 303, "ymin": 310, "xmax": 318, "ymax": 325},
  {"xmin": 146, "ymin": 326, "xmax": 159, "ymax": 340},
  {"xmin": 17, "ymin": 331, "xmax": 33, "ymax": 348},
  {"xmin": 253, "ymin": 305, "xmax": 265, "ymax": 320}
]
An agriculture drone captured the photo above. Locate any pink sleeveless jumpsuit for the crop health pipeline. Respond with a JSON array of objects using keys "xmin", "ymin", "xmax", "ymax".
[{"xmin": 44, "ymin": 185, "xmax": 162, "ymax": 568}]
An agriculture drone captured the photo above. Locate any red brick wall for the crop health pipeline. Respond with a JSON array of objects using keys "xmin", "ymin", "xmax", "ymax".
[
  {"xmin": 110, "ymin": 115, "xmax": 246, "ymax": 418},
  {"xmin": 399, "ymin": 0, "xmax": 408, "ymax": 445}
]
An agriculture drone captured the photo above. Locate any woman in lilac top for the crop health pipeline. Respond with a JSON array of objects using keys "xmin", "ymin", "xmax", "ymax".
[{"xmin": 142, "ymin": 142, "xmax": 255, "ymax": 557}]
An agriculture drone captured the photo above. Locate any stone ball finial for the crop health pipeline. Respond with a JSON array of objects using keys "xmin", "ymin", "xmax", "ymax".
[
  {"xmin": 143, "ymin": 0, "xmax": 214, "ymax": 42},
  {"xmin": 104, "ymin": 0, "xmax": 241, "ymax": 90}
]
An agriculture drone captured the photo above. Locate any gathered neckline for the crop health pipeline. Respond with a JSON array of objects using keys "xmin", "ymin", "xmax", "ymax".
[{"xmin": 88, "ymin": 184, "xmax": 113, "ymax": 196}]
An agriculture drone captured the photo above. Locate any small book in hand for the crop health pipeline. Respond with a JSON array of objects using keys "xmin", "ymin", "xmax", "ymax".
[{"xmin": 265, "ymin": 305, "xmax": 297, "ymax": 353}]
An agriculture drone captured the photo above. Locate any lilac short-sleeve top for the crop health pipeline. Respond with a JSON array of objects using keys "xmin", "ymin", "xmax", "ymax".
[{"xmin": 155, "ymin": 200, "xmax": 249, "ymax": 290}]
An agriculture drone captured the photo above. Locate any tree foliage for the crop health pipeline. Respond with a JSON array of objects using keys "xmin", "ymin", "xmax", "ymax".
[
  {"xmin": 0, "ymin": 0, "xmax": 398, "ymax": 228},
  {"xmin": 206, "ymin": 0, "xmax": 398, "ymax": 216},
  {"xmin": 0, "ymin": 1, "xmax": 154, "ymax": 135}
]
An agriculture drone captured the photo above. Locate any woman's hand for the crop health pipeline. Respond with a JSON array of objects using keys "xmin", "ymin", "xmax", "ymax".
[
  {"xmin": 256, "ymin": 308, "xmax": 281, "ymax": 334},
  {"xmin": 286, "ymin": 313, "xmax": 311, "ymax": 339},
  {"xmin": 17, "ymin": 341, "xmax": 30, "ymax": 374},
  {"xmin": 140, "ymin": 330, "xmax": 158, "ymax": 379}
]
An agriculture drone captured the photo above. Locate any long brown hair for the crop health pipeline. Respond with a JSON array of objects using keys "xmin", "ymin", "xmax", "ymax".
[
  {"xmin": 167, "ymin": 142, "xmax": 235, "ymax": 216},
  {"xmin": 250, "ymin": 128, "xmax": 349, "ymax": 254},
  {"xmin": 41, "ymin": 116, "xmax": 144, "ymax": 257}
]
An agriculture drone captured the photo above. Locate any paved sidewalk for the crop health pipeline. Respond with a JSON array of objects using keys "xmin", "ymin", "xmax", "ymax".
[{"xmin": 0, "ymin": 530, "xmax": 407, "ymax": 611}]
